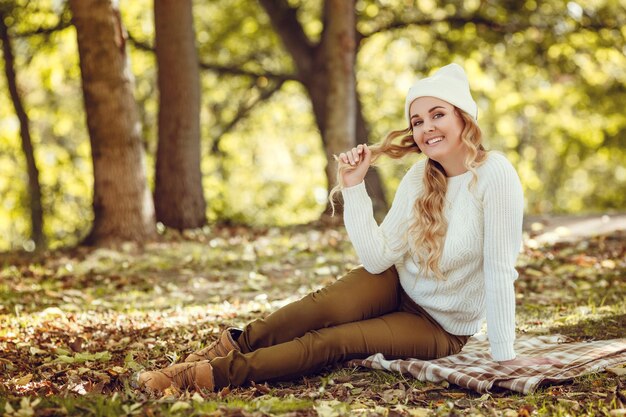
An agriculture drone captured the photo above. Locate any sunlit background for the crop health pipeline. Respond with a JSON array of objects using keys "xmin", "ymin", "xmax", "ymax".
[{"xmin": 1, "ymin": 0, "xmax": 625, "ymax": 250}]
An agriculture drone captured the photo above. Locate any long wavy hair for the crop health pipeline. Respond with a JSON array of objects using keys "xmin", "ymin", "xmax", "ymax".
[{"xmin": 329, "ymin": 109, "xmax": 487, "ymax": 279}]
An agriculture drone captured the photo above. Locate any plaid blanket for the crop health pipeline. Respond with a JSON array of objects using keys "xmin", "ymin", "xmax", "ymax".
[{"xmin": 351, "ymin": 334, "xmax": 626, "ymax": 394}]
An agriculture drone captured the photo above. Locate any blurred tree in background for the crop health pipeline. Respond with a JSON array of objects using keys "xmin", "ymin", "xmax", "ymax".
[
  {"xmin": 70, "ymin": 0, "xmax": 156, "ymax": 245},
  {"xmin": 0, "ymin": 1, "xmax": 44, "ymax": 248},
  {"xmin": 154, "ymin": 0, "xmax": 206, "ymax": 230},
  {"xmin": 0, "ymin": 0, "xmax": 624, "ymax": 250},
  {"xmin": 257, "ymin": 0, "xmax": 388, "ymax": 217}
]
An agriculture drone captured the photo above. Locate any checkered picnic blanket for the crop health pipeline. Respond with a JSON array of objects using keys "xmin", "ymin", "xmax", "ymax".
[{"xmin": 352, "ymin": 334, "xmax": 626, "ymax": 394}]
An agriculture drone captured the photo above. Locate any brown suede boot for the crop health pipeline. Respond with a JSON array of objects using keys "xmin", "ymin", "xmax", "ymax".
[
  {"xmin": 136, "ymin": 361, "xmax": 214, "ymax": 392},
  {"xmin": 185, "ymin": 327, "xmax": 242, "ymax": 362}
]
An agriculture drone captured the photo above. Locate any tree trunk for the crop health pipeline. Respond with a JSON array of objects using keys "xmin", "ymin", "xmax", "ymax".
[
  {"xmin": 0, "ymin": 9, "xmax": 45, "ymax": 250},
  {"xmin": 322, "ymin": 0, "xmax": 356, "ymax": 199},
  {"xmin": 70, "ymin": 0, "xmax": 156, "ymax": 245},
  {"xmin": 355, "ymin": 89, "xmax": 388, "ymax": 218},
  {"xmin": 257, "ymin": 0, "xmax": 388, "ymax": 219},
  {"xmin": 153, "ymin": 0, "xmax": 206, "ymax": 230}
]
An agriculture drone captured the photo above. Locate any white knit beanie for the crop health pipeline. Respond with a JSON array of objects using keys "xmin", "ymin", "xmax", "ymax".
[{"xmin": 404, "ymin": 63, "xmax": 478, "ymax": 125}]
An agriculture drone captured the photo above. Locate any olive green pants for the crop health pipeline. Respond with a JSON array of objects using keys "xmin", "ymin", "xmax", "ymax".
[{"xmin": 210, "ymin": 266, "xmax": 470, "ymax": 388}]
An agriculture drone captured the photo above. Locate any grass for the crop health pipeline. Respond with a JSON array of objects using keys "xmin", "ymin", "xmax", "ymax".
[{"xmin": 0, "ymin": 225, "xmax": 625, "ymax": 416}]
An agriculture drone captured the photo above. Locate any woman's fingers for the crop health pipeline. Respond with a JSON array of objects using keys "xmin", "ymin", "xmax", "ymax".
[
  {"xmin": 339, "ymin": 152, "xmax": 354, "ymax": 166},
  {"xmin": 338, "ymin": 145, "xmax": 369, "ymax": 166},
  {"xmin": 361, "ymin": 144, "xmax": 371, "ymax": 160},
  {"xmin": 347, "ymin": 149, "xmax": 356, "ymax": 165},
  {"xmin": 338, "ymin": 144, "xmax": 372, "ymax": 187},
  {"xmin": 336, "ymin": 145, "xmax": 370, "ymax": 174}
]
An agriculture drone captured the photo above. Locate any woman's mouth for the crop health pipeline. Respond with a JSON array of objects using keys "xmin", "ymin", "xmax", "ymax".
[{"xmin": 426, "ymin": 136, "xmax": 444, "ymax": 145}]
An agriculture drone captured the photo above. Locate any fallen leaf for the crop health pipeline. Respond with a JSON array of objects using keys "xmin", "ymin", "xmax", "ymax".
[
  {"xmin": 170, "ymin": 401, "xmax": 191, "ymax": 412},
  {"xmin": 406, "ymin": 408, "xmax": 431, "ymax": 417},
  {"xmin": 443, "ymin": 392, "xmax": 466, "ymax": 399},
  {"xmin": 107, "ymin": 366, "xmax": 127, "ymax": 375},
  {"xmin": 607, "ymin": 367, "xmax": 626, "ymax": 376},
  {"xmin": 15, "ymin": 374, "xmax": 33, "ymax": 385},
  {"xmin": 517, "ymin": 404, "xmax": 534, "ymax": 417},
  {"xmin": 29, "ymin": 347, "xmax": 47, "ymax": 355},
  {"xmin": 557, "ymin": 398, "xmax": 580, "ymax": 410},
  {"xmin": 381, "ymin": 388, "xmax": 406, "ymax": 404}
]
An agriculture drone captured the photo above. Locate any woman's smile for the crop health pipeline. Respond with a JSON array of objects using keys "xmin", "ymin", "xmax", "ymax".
[{"xmin": 425, "ymin": 135, "xmax": 445, "ymax": 145}]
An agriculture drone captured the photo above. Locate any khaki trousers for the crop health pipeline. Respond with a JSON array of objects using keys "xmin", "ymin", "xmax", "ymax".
[{"xmin": 210, "ymin": 266, "xmax": 470, "ymax": 388}]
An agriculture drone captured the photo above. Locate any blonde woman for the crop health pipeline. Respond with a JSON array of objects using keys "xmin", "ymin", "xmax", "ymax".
[{"xmin": 137, "ymin": 63, "xmax": 554, "ymax": 393}]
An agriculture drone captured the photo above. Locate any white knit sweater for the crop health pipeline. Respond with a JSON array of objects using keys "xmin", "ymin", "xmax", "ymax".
[{"xmin": 342, "ymin": 152, "xmax": 524, "ymax": 361}]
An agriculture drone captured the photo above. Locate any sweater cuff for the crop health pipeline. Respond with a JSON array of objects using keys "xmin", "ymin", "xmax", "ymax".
[
  {"xmin": 341, "ymin": 181, "xmax": 369, "ymax": 207},
  {"xmin": 490, "ymin": 340, "xmax": 516, "ymax": 362}
]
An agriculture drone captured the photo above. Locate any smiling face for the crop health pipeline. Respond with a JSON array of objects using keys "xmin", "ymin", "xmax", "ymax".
[{"xmin": 409, "ymin": 96, "xmax": 468, "ymax": 175}]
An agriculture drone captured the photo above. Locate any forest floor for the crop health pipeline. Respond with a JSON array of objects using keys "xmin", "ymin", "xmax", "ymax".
[{"xmin": 0, "ymin": 217, "xmax": 625, "ymax": 416}]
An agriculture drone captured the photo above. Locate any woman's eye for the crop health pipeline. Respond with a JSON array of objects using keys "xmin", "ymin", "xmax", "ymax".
[
  {"xmin": 412, "ymin": 120, "xmax": 423, "ymax": 127},
  {"xmin": 433, "ymin": 113, "xmax": 444, "ymax": 119}
]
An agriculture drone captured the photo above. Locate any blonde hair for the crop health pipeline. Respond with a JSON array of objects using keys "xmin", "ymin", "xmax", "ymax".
[{"xmin": 329, "ymin": 109, "xmax": 487, "ymax": 279}]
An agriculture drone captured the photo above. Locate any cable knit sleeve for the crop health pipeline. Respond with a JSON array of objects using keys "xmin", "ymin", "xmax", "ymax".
[
  {"xmin": 341, "ymin": 163, "xmax": 422, "ymax": 274},
  {"xmin": 482, "ymin": 154, "xmax": 524, "ymax": 361}
]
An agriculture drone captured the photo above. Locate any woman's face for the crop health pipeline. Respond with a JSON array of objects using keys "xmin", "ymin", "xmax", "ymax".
[{"xmin": 409, "ymin": 96, "xmax": 466, "ymax": 163}]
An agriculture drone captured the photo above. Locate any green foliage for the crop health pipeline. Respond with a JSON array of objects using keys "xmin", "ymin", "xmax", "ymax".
[
  {"xmin": 356, "ymin": 1, "xmax": 626, "ymax": 214},
  {"xmin": 1, "ymin": 0, "xmax": 625, "ymax": 249},
  {"xmin": 1, "ymin": 0, "xmax": 91, "ymax": 250}
]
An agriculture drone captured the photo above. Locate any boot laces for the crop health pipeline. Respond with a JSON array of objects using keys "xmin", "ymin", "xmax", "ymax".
[
  {"xmin": 161, "ymin": 363, "xmax": 198, "ymax": 389},
  {"xmin": 196, "ymin": 341, "xmax": 217, "ymax": 359}
]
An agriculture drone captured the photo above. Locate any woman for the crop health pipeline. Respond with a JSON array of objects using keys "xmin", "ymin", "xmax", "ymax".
[{"xmin": 137, "ymin": 63, "xmax": 552, "ymax": 393}]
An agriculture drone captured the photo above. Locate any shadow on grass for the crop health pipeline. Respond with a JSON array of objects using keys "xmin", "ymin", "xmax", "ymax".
[{"xmin": 549, "ymin": 313, "xmax": 626, "ymax": 340}]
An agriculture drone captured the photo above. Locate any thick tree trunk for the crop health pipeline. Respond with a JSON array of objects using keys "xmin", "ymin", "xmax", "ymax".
[
  {"xmin": 0, "ymin": 10, "xmax": 45, "ymax": 249},
  {"xmin": 70, "ymin": 0, "xmax": 156, "ymax": 245},
  {"xmin": 258, "ymin": 0, "xmax": 388, "ymax": 219},
  {"xmin": 153, "ymin": 0, "xmax": 206, "ymax": 230},
  {"xmin": 323, "ymin": 0, "xmax": 356, "ymax": 197},
  {"xmin": 355, "ymin": 89, "xmax": 388, "ymax": 217}
]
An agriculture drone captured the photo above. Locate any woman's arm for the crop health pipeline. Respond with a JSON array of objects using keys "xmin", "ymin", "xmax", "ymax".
[
  {"xmin": 482, "ymin": 156, "xmax": 524, "ymax": 362},
  {"xmin": 342, "ymin": 162, "xmax": 423, "ymax": 274}
]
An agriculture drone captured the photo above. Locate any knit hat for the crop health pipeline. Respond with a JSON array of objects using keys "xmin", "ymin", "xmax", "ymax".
[{"xmin": 404, "ymin": 63, "xmax": 477, "ymax": 125}]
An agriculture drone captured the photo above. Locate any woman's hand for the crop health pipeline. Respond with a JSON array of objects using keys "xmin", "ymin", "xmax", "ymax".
[
  {"xmin": 338, "ymin": 144, "xmax": 372, "ymax": 188},
  {"xmin": 499, "ymin": 356, "xmax": 562, "ymax": 366}
]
